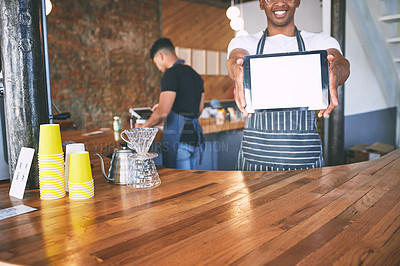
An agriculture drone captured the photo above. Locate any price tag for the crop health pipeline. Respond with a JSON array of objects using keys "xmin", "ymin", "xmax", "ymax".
[{"xmin": 9, "ymin": 147, "xmax": 35, "ymax": 199}]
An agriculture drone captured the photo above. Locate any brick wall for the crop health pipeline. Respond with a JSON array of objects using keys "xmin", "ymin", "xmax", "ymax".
[{"xmin": 47, "ymin": 0, "xmax": 162, "ymax": 129}]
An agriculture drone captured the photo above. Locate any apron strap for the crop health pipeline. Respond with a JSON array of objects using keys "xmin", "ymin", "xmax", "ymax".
[
  {"xmin": 173, "ymin": 59, "xmax": 185, "ymax": 66},
  {"xmin": 191, "ymin": 118, "xmax": 205, "ymax": 164},
  {"xmin": 296, "ymin": 27, "xmax": 306, "ymax": 52},
  {"xmin": 256, "ymin": 26, "xmax": 305, "ymax": 55}
]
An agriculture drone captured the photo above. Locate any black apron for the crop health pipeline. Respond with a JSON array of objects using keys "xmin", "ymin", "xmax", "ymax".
[
  {"xmin": 162, "ymin": 59, "xmax": 204, "ymax": 168},
  {"xmin": 237, "ymin": 27, "xmax": 325, "ymax": 171}
]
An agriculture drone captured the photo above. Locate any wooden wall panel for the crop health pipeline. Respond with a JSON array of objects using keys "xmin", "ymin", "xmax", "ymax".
[
  {"xmin": 162, "ymin": 0, "xmax": 235, "ymax": 101},
  {"xmin": 203, "ymin": 76, "xmax": 234, "ymax": 100}
]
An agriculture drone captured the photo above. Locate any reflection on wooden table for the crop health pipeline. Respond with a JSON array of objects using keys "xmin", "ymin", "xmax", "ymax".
[{"xmin": 0, "ymin": 145, "xmax": 399, "ymax": 264}]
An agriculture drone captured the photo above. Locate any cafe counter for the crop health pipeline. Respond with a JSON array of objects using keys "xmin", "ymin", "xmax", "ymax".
[
  {"xmin": 61, "ymin": 117, "xmax": 246, "ymax": 170},
  {"xmin": 0, "ymin": 145, "xmax": 399, "ymax": 264}
]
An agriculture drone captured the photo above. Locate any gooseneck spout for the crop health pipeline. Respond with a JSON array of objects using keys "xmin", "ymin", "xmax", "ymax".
[{"xmin": 94, "ymin": 153, "xmax": 112, "ymax": 181}]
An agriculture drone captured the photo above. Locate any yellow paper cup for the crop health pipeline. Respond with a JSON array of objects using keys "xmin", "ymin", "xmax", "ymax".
[
  {"xmin": 68, "ymin": 151, "xmax": 92, "ymax": 183},
  {"xmin": 65, "ymin": 143, "xmax": 86, "ymax": 176},
  {"xmin": 69, "ymin": 192, "xmax": 94, "ymax": 200},
  {"xmin": 40, "ymin": 187, "xmax": 66, "ymax": 195},
  {"xmin": 39, "ymin": 184, "xmax": 65, "ymax": 191},
  {"xmin": 40, "ymin": 192, "xmax": 66, "ymax": 200},
  {"xmin": 38, "ymin": 124, "xmax": 63, "ymax": 154}
]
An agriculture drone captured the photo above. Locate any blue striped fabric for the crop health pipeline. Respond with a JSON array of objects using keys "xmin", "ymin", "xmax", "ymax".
[
  {"xmin": 237, "ymin": 110, "xmax": 324, "ymax": 171},
  {"xmin": 238, "ymin": 27, "xmax": 325, "ymax": 171}
]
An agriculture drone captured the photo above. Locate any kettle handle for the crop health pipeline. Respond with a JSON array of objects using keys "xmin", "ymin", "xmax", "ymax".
[{"xmin": 94, "ymin": 153, "xmax": 112, "ymax": 181}]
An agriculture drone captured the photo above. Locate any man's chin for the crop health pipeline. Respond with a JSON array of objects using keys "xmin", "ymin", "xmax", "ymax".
[{"xmin": 268, "ymin": 19, "xmax": 294, "ymax": 28}]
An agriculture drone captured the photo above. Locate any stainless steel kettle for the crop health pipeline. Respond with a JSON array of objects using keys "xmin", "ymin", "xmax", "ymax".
[{"xmin": 94, "ymin": 147, "xmax": 134, "ymax": 185}]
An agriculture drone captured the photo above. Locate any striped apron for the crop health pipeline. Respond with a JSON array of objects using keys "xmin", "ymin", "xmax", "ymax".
[{"xmin": 237, "ymin": 27, "xmax": 325, "ymax": 171}]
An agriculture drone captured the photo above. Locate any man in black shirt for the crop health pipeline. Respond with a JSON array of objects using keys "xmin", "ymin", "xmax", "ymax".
[{"xmin": 136, "ymin": 38, "xmax": 205, "ymax": 169}]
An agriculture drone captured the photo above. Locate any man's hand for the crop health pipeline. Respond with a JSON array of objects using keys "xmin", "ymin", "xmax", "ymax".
[
  {"xmin": 318, "ymin": 49, "xmax": 350, "ymax": 118},
  {"xmin": 318, "ymin": 54, "xmax": 338, "ymax": 118},
  {"xmin": 233, "ymin": 58, "xmax": 251, "ymax": 118},
  {"xmin": 227, "ymin": 48, "xmax": 251, "ymax": 118},
  {"xmin": 151, "ymin": 103, "xmax": 159, "ymax": 112}
]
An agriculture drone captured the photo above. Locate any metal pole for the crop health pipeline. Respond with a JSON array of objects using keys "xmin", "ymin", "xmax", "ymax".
[
  {"xmin": 41, "ymin": 0, "xmax": 53, "ymax": 123},
  {"xmin": 328, "ymin": 0, "xmax": 346, "ymax": 166},
  {"xmin": 0, "ymin": 0, "xmax": 50, "ymax": 189}
]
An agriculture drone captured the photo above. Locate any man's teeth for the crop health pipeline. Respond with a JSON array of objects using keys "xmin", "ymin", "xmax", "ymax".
[{"xmin": 274, "ymin": 11, "xmax": 286, "ymax": 15}]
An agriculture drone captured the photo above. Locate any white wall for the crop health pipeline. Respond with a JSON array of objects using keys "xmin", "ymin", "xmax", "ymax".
[
  {"xmin": 240, "ymin": 1, "xmax": 266, "ymax": 34},
  {"xmin": 295, "ymin": 0, "xmax": 323, "ymax": 33},
  {"xmin": 345, "ymin": 0, "xmax": 398, "ymax": 116},
  {"xmin": 344, "ymin": 14, "xmax": 396, "ymax": 116}
]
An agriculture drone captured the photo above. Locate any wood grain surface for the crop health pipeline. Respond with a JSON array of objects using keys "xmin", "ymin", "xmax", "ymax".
[{"xmin": 0, "ymin": 144, "xmax": 399, "ymax": 265}]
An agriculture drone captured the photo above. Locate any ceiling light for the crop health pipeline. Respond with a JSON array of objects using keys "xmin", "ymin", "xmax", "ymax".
[
  {"xmin": 45, "ymin": 0, "xmax": 52, "ymax": 15},
  {"xmin": 226, "ymin": 5, "xmax": 240, "ymax": 20},
  {"xmin": 230, "ymin": 17, "xmax": 244, "ymax": 31}
]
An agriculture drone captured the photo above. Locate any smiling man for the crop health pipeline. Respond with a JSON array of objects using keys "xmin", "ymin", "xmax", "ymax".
[{"xmin": 227, "ymin": 0, "xmax": 350, "ymax": 171}]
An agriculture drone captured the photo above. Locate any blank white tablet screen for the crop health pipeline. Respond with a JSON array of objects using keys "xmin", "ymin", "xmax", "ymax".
[{"xmin": 250, "ymin": 53, "xmax": 327, "ymax": 110}]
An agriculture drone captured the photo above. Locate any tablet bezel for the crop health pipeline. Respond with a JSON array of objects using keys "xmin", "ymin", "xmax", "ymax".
[{"xmin": 243, "ymin": 50, "xmax": 330, "ymax": 113}]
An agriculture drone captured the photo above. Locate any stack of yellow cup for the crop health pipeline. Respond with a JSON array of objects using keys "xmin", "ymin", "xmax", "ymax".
[
  {"xmin": 38, "ymin": 124, "xmax": 66, "ymax": 200},
  {"xmin": 68, "ymin": 151, "xmax": 94, "ymax": 200}
]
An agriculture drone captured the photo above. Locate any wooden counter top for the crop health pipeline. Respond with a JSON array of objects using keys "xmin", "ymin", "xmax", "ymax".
[
  {"xmin": 0, "ymin": 147, "xmax": 399, "ymax": 264},
  {"xmin": 199, "ymin": 118, "xmax": 245, "ymax": 135}
]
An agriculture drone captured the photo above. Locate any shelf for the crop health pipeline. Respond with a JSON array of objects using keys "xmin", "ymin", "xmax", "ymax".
[{"xmin": 379, "ymin": 14, "xmax": 400, "ymax": 23}]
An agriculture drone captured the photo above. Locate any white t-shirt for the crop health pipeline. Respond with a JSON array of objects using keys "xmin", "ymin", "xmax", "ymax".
[{"xmin": 227, "ymin": 30, "xmax": 342, "ymax": 57}]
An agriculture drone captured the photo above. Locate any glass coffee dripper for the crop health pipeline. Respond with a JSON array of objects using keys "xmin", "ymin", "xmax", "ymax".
[{"xmin": 120, "ymin": 128, "xmax": 160, "ymax": 189}]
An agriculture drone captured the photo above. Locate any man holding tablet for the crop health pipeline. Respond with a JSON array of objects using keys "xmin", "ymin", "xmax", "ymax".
[{"xmin": 227, "ymin": 0, "xmax": 350, "ymax": 171}]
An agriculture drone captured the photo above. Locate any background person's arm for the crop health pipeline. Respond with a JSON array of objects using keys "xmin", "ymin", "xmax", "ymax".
[
  {"xmin": 318, "ymin": 48, "xmax": 350, "ymax": 118},
  {"xmin": 199, "ymin": 92, "xmax": 205, "ymax": 114},
  {"xmin": 136, "ymin": 91, "xmax": 176, "ymax": 128}
]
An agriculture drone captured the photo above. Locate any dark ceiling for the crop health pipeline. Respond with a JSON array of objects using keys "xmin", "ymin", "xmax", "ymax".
[{"xmin": 182, "ymin": 0, "xmax": 256, "ymax": 9}]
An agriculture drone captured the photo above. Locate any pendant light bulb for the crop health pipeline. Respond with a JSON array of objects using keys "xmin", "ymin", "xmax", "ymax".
[
  {"xmin": 226, "ymin": 5, "xmax": 240, "ymax": 20},
  {"xmin": 45, "ymin": 0, "xmax": 52, "ymax": 15},
  {"xmin": 230, "ymin": 16, "xmax": 244, "ymax": 31}
]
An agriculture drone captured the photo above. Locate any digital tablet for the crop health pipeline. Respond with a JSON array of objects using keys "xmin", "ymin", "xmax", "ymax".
[
  {"xmin": 129, "ymin": 107, "xmax": 153, "ymax": 119},
  {"xmin": 243, "ymin": 50, "xmax": 330, "ymax": 113}
]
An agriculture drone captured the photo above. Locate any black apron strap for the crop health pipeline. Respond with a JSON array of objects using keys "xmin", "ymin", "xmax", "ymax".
[
  {"xmin": 256, "ymin": 28, "xmax": 268, "ymax": 55},
  {"xmin": 256, "ymin": 26, "xmax": 305, "ymax": 55},
  {"xmin": 295, "ymin": 27, "xmax": 306, "ymax": 52}
]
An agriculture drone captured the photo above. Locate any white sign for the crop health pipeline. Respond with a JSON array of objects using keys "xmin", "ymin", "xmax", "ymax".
[
  {"xmin": 0, "ymin": 205, "xmax": 37, "ymax": 220},
  {"xmin": 9, "ymin": 147, "xmax": 35, "ymax": 199}
]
